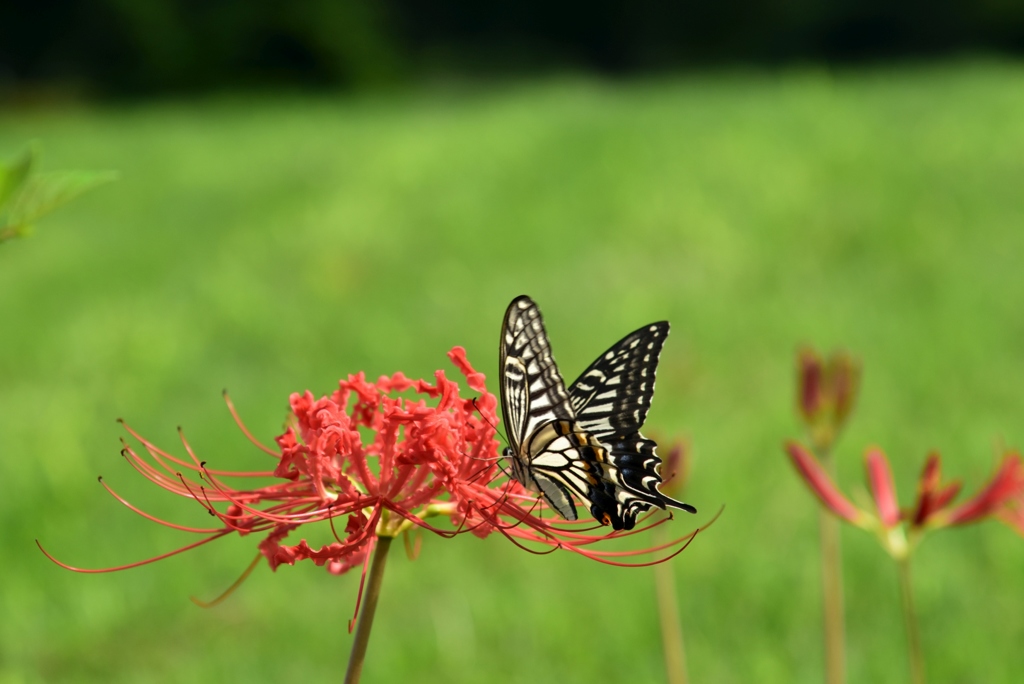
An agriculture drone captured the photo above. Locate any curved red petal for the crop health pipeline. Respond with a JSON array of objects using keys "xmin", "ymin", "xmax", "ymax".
[
  {"xmin": 786, "ymin": 441, "xmax": 864, "ymax": 524},
  {"xmin": 865, "ymin": 447, "xmax": 900, "ymax": 528},
  {"xmin": 946, "ymin": 453, "xmax": 1024, "ymax": 525}
]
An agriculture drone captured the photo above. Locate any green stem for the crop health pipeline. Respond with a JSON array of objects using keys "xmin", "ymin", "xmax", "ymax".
[
  {"xmin": 896, "ymin": 556, "xmax": 926, "ymax": 684},
  {"xmin": 816, "ymin": 447, "xmax": 846, "ymax": 684},
  {"xmin": 344, "ymin": 536, "xmax": 393, "ymax": 684},
  {"xmin": 653, "ymin": 526, "xmax": 689, "ymax": 684}
]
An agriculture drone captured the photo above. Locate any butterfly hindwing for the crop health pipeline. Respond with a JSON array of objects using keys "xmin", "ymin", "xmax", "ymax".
[
  {"xmin": 588, "ymin": 432, "xmax": 696, "ymax": 528},
  {"xmin": 568, "ymin": 321, "xmax": 696, "ymax": 528},
  {"xmin": 526, "ymin": 420, "xmax": 638, "ymax": 528},
  {"xmin": 525, "ymin": 420, "xmax": 689, "ymax": 530}
]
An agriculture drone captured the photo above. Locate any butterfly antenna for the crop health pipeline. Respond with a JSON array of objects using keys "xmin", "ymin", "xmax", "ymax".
[
  {"xmin": 494, "ymin": 458, "xmax": 512, "ymax": 481},
  {"xmin": 465, "ymin": 459, "xmax": 511, "ymax": 488},
  {"xmin": 471, "ymin": 397, "xmax": 509, "ymax": 457}
]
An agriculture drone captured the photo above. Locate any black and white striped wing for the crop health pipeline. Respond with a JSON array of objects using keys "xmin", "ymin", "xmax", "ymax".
[
  {"xmin": 569, "ymin": 322, "xmax": 669, "ymax": 437},
  {"xmin": 568, "ymin": 322, "xmax": 697, "ymax": 527},
  {"xmin": 499, "ymin": 295, "xmax": 575, "ymax": 453},
  {"xmin": 526, "ymin": 420, "xmax": 666, "ymax": 530},
  {"xmin": 521, "ymin": 420, "xmax": 597, "ymax": 522}
]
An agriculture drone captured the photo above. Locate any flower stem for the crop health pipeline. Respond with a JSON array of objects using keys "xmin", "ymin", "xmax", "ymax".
[
  {"xmin": 653, "ymin": 526, "xmax": 689, "ymax": 684},
  {"xmin": 816, "ymin": 447, "xmax": 846, "ymax": 684},
  {"xmin": 344, "ymin": 536, "xmax": 393, "ymax": 684},
  {"xmin": 896, "ymin": 556, "xmax": 926, "ymax": 684}
]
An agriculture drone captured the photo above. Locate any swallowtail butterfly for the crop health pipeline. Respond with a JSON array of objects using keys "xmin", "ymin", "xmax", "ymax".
[{"xmin": 499, "ymin": 295, "xmax": 696, "ymax": 530}]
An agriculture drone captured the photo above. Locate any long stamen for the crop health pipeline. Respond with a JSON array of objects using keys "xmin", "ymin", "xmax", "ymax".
[
  {"xmin": 37, "ymin": 532, "xmax": 231, "ymax": 573},
  {"xmin": 191, "ymin": 553, "xmax": 263, "ymax": 608},
  {"xmin": 98, "ymin": 476, "xmax": 223, "ymax": 534},
  {"xmin": 223, "ymin": 390, "xmax": 280, "ymax": 457}
]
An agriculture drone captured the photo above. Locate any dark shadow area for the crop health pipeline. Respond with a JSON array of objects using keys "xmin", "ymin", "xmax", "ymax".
[{"xmin": 2, "ymin": 0, "xmax": 1023, "ymax": 95}]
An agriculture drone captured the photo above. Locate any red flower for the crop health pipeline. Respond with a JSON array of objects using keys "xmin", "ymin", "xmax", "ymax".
[
  {"xmin": 865, "ymin": 447, "xmax": 900, "ymax": 528},
  {"xmin": 785, "ymin": 441, "xmax": 868, "ymax": 526},
  {"xmin": 909, "ymin": 453, "xmax": 962, "ymax": 527},
  {"xmin": 787, "ymin": 441, "xmax": 1024, "ymax": 552},
  {"xmin": 935, "ymin": 452, "xmax": 1024, "ymax": 529},
  {"xmin": 40, "ymin": 347, "xmax": 707, "ymax": 622}
]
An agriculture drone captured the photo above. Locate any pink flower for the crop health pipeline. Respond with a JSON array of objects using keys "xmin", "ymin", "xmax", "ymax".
[
  {"xmin": 787, "ymin": 441, "xmax": 1024, "ymax": 544},
  {"xmin": 785, "ymin": 441, "xmax": 868, "ymax": 526},
  {"xmin": 909, "ymin": 453, "xmax": 962, "ymax": 527},
  {"xmin": 935, "ymin": 452, "xmax": 1024, "ymax": 529},
  {"xmin": 40, "ymin": 347, "xmax": 707, "ymax": 622},
  {"xmin": 865, "ymin": 447, "xmax": 900, "ymax": 528}
]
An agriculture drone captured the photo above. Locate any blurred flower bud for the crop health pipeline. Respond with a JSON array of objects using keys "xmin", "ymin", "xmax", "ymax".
[
  {"xmin": 795, "ymin": 347, "xmax": 861, "ymax": 452},
  {"xmin": 660, "ymin": 439, "xmax": 690, "ymax": 498},
  {"xmin": 797, "ymin": 348, "xmax": 824, "ymax": 423},
  {"xmin": 828, "ymin": 352, "xmax": 861, "ymax": 430}
]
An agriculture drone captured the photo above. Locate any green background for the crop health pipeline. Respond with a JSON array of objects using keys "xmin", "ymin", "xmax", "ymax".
[{"xmin": 2, "ymin": 61, "xmax": 1024, "ymax": 683}]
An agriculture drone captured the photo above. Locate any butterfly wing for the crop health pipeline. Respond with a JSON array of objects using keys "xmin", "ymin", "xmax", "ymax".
[
  {"xmin": 523, "ymin": 420, "xmax": 608, "ymax": 523},
  {"xmin": 499, "ymin": 297, "xmax": 577, "ymax": 508},
  {"xmin": 524, "ymin": 417, "xmax": 687, "ymax": 530},
  {"xmin": 567, "ymin": 322, "xmax": 697, "ymax": 529},
  {"xmin": 500, "ymin": 297, "xmax": 695, "ymax": 530},
  {"xmin": 570, "ymin": 322, "xmax": 669, "ymax": 435}
]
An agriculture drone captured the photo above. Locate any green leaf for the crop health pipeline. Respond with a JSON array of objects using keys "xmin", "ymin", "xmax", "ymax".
[
  {"xmin": 6, "ymin": 169, "xmax": 117, "ymax": 227},
  {"xmin": 0, "ymin": 144, "xmax": 37, "ymax": 213}
]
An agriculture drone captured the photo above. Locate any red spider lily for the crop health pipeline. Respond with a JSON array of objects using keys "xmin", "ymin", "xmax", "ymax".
[
  {"xmin": 39, "ymin": 347, "xmax": 706, "ymax": 625},
  {"xmin": 787, "ymin": 441, "xmax": 1024, "ymax": 554},
  {"xmin": 865, "ymin": 447, "xmax": 901, "ymax": 528},
  {"xmin": 786, "ymin": 441, "xmax": 869, "ymax": 527},
  {"xmin": 909, "ymin": 453, "xmax": 962, "ymax": 527},
  {"xmin": 932, "ymin": 452, "xmax": 1024, "ymax": 530}
]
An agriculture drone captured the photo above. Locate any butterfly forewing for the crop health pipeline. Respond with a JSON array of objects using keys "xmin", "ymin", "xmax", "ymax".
[
  {"xmin": 567, "ymin": 321, "xmax": 696, "ymax": 526},
  {"xmin": 499, "ymin": 295, "xmax": 575, "ymax": 452},
  {"xmin": 569, "ymin": 322, "xmax": 669, "ymax": 437}
]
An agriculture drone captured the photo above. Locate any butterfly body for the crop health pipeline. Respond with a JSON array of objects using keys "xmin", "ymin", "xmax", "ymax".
[{"xmin": 499, "ymin": 295, "xmax": 696, "ymax": 531}]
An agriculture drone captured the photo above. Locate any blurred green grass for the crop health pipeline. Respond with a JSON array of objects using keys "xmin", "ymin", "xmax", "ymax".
[{"xmin": 3, "ymin": 60, "xmax": 1024, "ymax": 683}]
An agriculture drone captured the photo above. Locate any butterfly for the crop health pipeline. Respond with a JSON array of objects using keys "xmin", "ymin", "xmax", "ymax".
[{"xmin": 498, "ymin": 295, "xmax": 696, "ymax": 531}]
